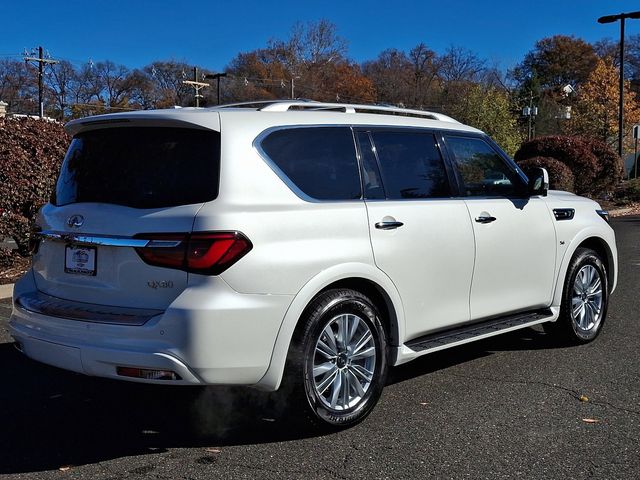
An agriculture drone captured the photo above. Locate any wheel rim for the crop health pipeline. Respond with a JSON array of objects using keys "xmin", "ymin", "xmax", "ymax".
[
  {"xmin": 312, "ymin": 313, "xmax": 377, "ymax": 411},
  {"xmin": 571, "ymin": 265, "xmax": 603, "ymax": 335}
]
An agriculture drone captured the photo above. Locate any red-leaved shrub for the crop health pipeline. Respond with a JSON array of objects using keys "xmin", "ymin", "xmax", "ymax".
[
  {"xmin": 0, "ymin": 117, "xmax": 69, "ymax": 262},
  {"xmin": 514, "ymin": 135, "xmax": 623, "ymax": 196},
  {"xmin": 517, "ymin": 156, "xmax": 575, "ymax": 192}
]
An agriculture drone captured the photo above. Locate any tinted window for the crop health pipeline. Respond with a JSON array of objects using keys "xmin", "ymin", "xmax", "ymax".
[
  {"xmin": 445, "ymin": 136, "xmax": 523, "ymax": 197},
  {"xmin": 357, "ymin": 132, "xmax": 385, "ymax": 199},
  {"xmin": 54, "ymin": 127, "xmax": 220, "ymax": 208},
  {"xmin": 370, "ymin": 131, "xmax": 450, "ymax": 199},
  {"xmin": 261, "ymin": 127, "xmax": 361, "ymax": 200}
]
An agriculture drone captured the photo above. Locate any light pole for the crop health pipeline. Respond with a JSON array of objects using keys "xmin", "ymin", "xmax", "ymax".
[
  {"xmin": 204, "ymin": 73, "xmax": 227, "ymax": 105},
  {"xmin": 597, "ymin": 11, "xmax": 640, "ymax": 157}
]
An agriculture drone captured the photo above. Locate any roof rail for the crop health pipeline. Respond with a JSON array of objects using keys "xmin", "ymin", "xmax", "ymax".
[
  {"xmin": 216, "ymin": 99, "xmax": 316, "ymax": 109},
  {"xmin": 258, "ymin": 101, "xmax": 459, "ymax": 123}
]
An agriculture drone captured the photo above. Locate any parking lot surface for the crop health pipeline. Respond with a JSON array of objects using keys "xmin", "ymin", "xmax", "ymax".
[{"xmin": 1, "ymin": 216, "xmax": 638, "ymax": 479}]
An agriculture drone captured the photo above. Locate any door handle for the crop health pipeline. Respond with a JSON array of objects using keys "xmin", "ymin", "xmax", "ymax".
[
  {"xmin": 475, "ymin": 215, "xmax": 497, "ymax": 224},
  {"xmin": 375, "ymin": 221, "xmax": 404, "ymax": 230}
]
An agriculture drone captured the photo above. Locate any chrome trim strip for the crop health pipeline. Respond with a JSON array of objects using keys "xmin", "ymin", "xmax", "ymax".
[{"xmin": 35, "ymin": 231, "xmax": 182, "ymax": 248}]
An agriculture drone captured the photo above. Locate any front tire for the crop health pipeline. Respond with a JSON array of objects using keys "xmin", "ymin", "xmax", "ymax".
[
  {"xmin": 544, "ymin": 247, "xmax": 609, "ymax": 344},
  {"xmin": 285, "ymin": 289, "xmax": 388, "ymax": 428}
]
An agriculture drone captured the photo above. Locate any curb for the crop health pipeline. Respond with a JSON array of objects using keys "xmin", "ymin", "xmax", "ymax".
[{"xmin": 0, "ymin": 283, "xmax": 14, "ymax": 300}]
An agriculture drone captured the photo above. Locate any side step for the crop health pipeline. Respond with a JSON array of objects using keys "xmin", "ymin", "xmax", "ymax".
[{"xmin": 406, "ymin": 309, "xmax": 554, "ymax": 353}]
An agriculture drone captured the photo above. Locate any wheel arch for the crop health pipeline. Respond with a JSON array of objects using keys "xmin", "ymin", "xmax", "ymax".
[
  {"xmin": 552, "ymin": 228, "xmax": 617, "ymax": 306},
  {"xmin": 253, "ymin": 263, "xmax": 405, "ymax": 391}
]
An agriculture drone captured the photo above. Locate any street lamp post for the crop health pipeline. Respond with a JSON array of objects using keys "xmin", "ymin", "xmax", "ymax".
[
  {"xmin": 204, "ymin": 73, "xmax": 228, "ymax": 105},
  {"xmin": 597, "ymin": 11, "xmax": 640, "ymax": 157}
]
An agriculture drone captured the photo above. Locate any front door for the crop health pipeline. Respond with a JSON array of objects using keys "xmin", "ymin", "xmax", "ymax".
[{"xmin": 443, "ymin": 134, "xmax": 557, "ymax": 320}]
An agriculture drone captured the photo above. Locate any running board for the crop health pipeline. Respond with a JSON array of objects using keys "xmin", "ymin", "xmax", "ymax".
[{"xmin": 405, "ymin": 309, "xmax": 554, "ymax": 353}]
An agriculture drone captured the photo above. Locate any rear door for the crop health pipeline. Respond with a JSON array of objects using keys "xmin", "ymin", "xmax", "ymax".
[
  {"xmin": 33, "ymin": 125, "xmax": 220, "ymax": 309},
  {"xmin": 358, "ymin": 129, "xmax": 475, "ymax": 340},
  {"xmin": 442, "ymin": 134, "xmax": 556, "ymax": 320}
]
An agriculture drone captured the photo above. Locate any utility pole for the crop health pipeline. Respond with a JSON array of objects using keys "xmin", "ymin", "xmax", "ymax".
[
  {"xmin": 204, "ymin": 73, "xmax": 227, "ymax": 105},
  {"xmin": 289, "ymin": 76, "xmax": 300, "ymax": 99},
  {"xmin": 182, "ymin": 67, "xmax": 208, "ymax": 107},
  {"xmin": 24, "ymin": 46, "xmax": 59, "ymax": 118},
  {"xmin": 522, "ymin": 91, "xmax": 538, "ymax": 141}
]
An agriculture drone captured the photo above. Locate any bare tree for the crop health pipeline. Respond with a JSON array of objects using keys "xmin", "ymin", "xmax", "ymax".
[{"xmin": 439, "ymin": 46, "xmax": 486, "ymax": 83}]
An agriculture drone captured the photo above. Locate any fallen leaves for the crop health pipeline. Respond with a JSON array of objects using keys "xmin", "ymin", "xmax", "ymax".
[
  {"xmin": 579, "ymin": 395, "xmax": 589, "ymax": 402},
  {"xmin": 205, "ymin": 448, "xmax": 221, "ymax": 453},
  {"xmin": 582, "ymin": 418, "xmax": 599, "ymax": 424}
]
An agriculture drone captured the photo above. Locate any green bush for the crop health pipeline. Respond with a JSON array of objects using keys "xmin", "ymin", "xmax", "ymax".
[
  {"xmin": 514, "ymin": 135, "xmax": 623, "ymax": 196},
  {"xmin": 0, "ymin": 117, "xmax": 69, "ymax": 262}
]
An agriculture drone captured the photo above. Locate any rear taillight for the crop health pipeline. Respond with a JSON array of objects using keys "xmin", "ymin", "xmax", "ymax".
[{"xmin": 134, "ymin": 231, "xmax": 252, "ymax": 275}]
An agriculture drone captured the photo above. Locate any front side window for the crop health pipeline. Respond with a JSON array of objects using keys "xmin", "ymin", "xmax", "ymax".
[
  {"xmin": 260, "ymin": 127, "xmax": 361, "ymax": 200},
  {"xmin": 369, "ymin": 131, "xmax": 451, "ymax": 199},
  {"xmin": 445, "ymin": 136, "xmax": 524, "ymax": 197}
]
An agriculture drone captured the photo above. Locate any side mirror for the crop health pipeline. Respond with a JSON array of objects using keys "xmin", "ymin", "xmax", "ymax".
[{"xmin": 528, "ymin": 167, "xmax": 549, "ymax": 197}]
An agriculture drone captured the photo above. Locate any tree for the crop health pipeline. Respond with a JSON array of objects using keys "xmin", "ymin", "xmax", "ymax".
[
  {"xmin": 445, "ymin": 83, "xmax": 522, "ymax": 155},
  {"xmin": 225, "ymin": 20, "xmax": 375, "ymax": 103},
  {"xmin": 408, "ymin": 43, "xmax": 440, "ymax": 107},
  {"xmin": 565, "ymin": 58, "xmax": 640, "ymax": 152},
  {"xmin": 362, "ymin": 49, "xmax": 413, "ymax": 105},
  {"xmin": 438, "ymin": 46, "xmax": 485, "ymax": 83},
  {"xmin": 513, "ymin": 35, "xmax": 599, "ymax": 89},
  {"xmin": 46, "ymin": 60, "xmax": 77, "ymax": 119}
]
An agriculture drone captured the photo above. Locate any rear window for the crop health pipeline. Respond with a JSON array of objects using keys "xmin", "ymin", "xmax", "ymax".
[
  {"xmin": 260, "ymin": 127, "xmax": 361, "ymax": 200},
  {"xmin": 53, "ymin": 127, "xmax": 220, "ymax": 209}
]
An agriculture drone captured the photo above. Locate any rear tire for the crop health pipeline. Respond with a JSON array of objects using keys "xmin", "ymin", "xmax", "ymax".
[
  {"xmin": 283, "ymin": 289, "xmax": 388, "ymax": 428},
  {"xmin": 544, "ymin": 247, "xmax": 608, "ymax": 344}
]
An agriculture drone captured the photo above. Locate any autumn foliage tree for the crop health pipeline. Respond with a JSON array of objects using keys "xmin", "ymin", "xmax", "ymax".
[{"xmin": 565, "ymin": 58, "xmax": 640, "ymax": 151}]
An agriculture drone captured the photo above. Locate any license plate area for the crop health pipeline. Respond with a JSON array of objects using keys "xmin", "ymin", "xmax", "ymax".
[{"xmin": 64, "ymin": 245, "xmax": 97, "ymax": 276}]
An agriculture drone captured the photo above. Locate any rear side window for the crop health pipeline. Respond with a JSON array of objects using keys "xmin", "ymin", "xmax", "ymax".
[
  {"xmin": 54, "ymin": 127, "xmax": 220, "ymax": 209},
  {"xmin": 260, "ymin": 127, "xmax": 361, "ymax": 200},
  {"xmin": 370, "ymin": 131, "xmax": 450, "ymax": 199}
]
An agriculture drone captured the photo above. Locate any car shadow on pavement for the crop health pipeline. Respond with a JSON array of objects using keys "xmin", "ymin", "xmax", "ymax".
[
  {"xmin": 0, "ymin": 326, "xmax": 561, "ymax": 474},
  {"xmin": 0, "ymin": 342, "xmax": 326, "ymax": 474}
]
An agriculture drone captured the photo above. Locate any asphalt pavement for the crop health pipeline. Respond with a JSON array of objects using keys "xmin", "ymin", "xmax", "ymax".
[{"xmin": 1, "ymin": 216, "xmax": 638, "ymax": 479}]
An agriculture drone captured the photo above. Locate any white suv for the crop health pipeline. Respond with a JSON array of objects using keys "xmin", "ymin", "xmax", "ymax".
[{"xmin": 9, "ymin": 101, "xmax": 618, "ymax": 427}]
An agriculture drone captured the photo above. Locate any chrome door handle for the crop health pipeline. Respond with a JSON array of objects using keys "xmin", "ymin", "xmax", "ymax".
[
  {"xmin": 475, "ymin": 216, "xmax": 497, "ymax": 224},
  {"xmin": 375, "ymin": 221, "xmax": 404, "ymax": 230}
]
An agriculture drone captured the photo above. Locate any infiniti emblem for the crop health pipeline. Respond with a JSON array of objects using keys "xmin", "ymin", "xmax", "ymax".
[{"xmin": 67, "ymin": 214, "xmax": 84, "ymax": 228}]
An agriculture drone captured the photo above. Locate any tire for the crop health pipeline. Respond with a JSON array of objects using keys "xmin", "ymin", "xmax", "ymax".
[
  {"xmin": 283, "ymin": 288, "xmax": 388, "ymax": 428},
  {"xmin": 544, "ymin": 247, "xmax": 609, "ymax": 344}
]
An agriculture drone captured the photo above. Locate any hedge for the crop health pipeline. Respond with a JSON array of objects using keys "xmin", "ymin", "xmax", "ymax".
[
  {"xmin": 0, "ymin": 117, "xmax": 69, "ymax": 263},
  {"xmin": 514, "ymin": 136, "xmax": 623, "ymax": 196}
]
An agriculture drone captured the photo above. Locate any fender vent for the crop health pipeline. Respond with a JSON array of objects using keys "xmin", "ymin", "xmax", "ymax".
[{"xmin": 553, "ymin": 208, "xmax": 575, "ymax": 221}]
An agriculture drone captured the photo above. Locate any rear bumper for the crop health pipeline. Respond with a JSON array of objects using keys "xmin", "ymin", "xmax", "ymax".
[{"xmin": 9, "ymin": 271, "xmax": 293, "ymax": 388}]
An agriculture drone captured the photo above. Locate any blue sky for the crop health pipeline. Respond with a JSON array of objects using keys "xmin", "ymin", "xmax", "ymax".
[{"xmin": 2, "ymin": 0, "xmax": 640, "ymax": 72}]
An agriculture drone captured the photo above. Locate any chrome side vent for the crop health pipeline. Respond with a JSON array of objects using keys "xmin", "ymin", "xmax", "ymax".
[{"xmin": 553, "ymin": 208, "xmax": 575, "ymax": 221}]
